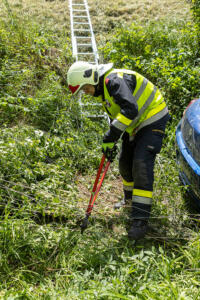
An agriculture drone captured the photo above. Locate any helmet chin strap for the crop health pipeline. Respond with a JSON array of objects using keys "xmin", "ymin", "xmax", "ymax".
[
  {"xmin": 93, "ymin": 84, "xmax": 101, "ymax": 97},
  {"xmin": 93, "ymin": 75, "xmax": 104, "ymax": 97}
]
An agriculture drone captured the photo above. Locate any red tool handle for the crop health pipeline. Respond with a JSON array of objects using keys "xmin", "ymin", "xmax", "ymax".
[
  {"xmin": 86, "ymin": 160, "xmax": 110, "ymax": 215},
  {"xmin": 87, "ymin": 154, "xmax": 105, "ymax": 207}
]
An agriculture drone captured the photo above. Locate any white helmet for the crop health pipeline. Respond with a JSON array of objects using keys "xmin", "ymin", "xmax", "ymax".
[{"xmin": 67, "ymin": 61, "xmax": 113, "ymax": 95}]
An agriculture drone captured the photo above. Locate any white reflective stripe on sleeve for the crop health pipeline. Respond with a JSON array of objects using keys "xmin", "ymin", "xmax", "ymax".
[{"xmin": 112, "ymin": 119, "xmax": 128, "ymax": 131}]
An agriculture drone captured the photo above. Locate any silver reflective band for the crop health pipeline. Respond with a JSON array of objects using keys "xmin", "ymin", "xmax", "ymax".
[
  {"xmin": 131, "ymin": 86, "xmax": 157, "ymax": 127},
  {"xmin": 129, "ymin": 135, "xmax": 135, "ymax": 142},
  {"xmin": 135, "ymin": 78, "xmax": 148, "ymax": 101},
  {"xmin": 137, "ymin": 106, "xmax": 168, "ymax": 131},
  {"xmin": 112, "ymin": 119, "xmax": 128, "ymax": 132},
  {"xmin": 132, "ymin": 196, "xmax": 152, "ymax": 205}
]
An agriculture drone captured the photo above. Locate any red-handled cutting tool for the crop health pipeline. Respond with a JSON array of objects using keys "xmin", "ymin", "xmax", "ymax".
[{"xmin": 80, "ymin": 154, "xmax": 111, "ymax": 233}]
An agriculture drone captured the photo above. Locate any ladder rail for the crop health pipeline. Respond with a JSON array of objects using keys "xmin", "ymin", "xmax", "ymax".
[
  {"xmin": 69, "ymin": 0, "xmax": 109, "ymax": 121},
  {"xmin": 69, "ymin": 0, "xmax": 77, "ymax": 60},
  {"xmin": 69, "ymin": 0, "xmax": 99, "ymax": 64},
  {"xmin": 83, "ymin": 0, "xmax": 99, "ymax": 64}
]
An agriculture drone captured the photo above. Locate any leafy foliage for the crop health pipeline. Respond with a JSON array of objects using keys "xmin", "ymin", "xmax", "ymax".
[
  {"xmin": 191, "ymin": 0, "xmax": 200, "ymax": 55},
  {"xmin": 102, "ymin": 20, "xmax": 200, "ymax": 118},
  {"xmin": 0, "ymin": 1, "xmax": 200, "ymax": 299},
  {"xmin": 0, "ymin": 7, "xmax": 107, "ymax": 222}
]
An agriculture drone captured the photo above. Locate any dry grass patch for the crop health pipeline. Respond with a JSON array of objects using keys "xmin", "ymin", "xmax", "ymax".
[
  {"xmin": 88, "ymin": 0, "xmax": 191, "ymax": 42},
  {"xmin": 76, "ymin": 172, "xmax": 123, "ymax": 216},
  {"xmin": 0, "ymin": 0, "xmax": 70, "ymax": 34},
  {"xmin": 1, "ymin": 0, "xmax": 190, "ymax": 41}
]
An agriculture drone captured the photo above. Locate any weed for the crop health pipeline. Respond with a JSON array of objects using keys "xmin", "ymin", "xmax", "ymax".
[{"xmin": 0, "ymin": 0, "xmax": 200, "ymax": 299}]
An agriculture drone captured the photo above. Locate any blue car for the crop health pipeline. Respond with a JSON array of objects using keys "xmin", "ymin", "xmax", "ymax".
[{"xmin": 175, "ymin": 98, "xmax": 200, "ymax": 210}]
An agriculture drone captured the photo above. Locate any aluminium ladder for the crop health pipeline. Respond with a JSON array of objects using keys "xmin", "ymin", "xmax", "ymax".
[
  {"xmin": 69, "ymin": 0, "xmax": 99, "ymax": 64},
  {"xmin": 69, "ymin": 0, "xmax": 107, "ymax": 119}
]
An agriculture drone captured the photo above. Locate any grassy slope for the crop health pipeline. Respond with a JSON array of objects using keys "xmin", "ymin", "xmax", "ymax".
[
  {"xmin": 1, "ymin": 0, "xmax": 200, "ymax": 299},
  {"xmin": 89, "ymin": 0, "xmax": 191, "ymax": 42},
  {"xmin": 0, "ymin": 0, "xmax": 190, "ymax": 36}
]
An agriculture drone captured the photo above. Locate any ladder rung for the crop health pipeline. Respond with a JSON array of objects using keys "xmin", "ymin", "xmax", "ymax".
[
  {"xmin": 73, "ymin": 9, "xmax": 86, "ymax": 12},
  {"xmin": 72, "ymin": 4, "xmax": 85, "ymax": 6},
  {"xmin": 74, "ymin": 28, "xmax": 90, "ymax": 32},
  {"xmin": 77, "ymin": 43, "xmax": 92, "ymax": 46},
  {"xmin": 74, "ymin": 16, "xmax": 88, "ymax": 18},
  {"xmin": 74, "ymin": 25, "xmax": 90, "ymax": 27},
  {"xmin": 77, "ymin": 52, "xmax": 95, "ymax": 55},
  {"xmin": 74, "ymin": 22, "xmax": 89, "ymax": 25},
  {"xmin": 76, "ymin": 36, "xmax": 91, "ymax": 39}
]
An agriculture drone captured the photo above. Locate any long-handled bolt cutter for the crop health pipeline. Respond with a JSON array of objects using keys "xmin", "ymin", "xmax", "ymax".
[{"xmin": 80, "ymin": 154, "xmax": 111, "ymax": 233}]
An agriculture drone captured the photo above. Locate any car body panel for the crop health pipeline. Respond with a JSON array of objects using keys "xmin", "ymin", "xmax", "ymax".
[{"xmin": 175, "ymin": 98, "xmax": 200, "ymax": 209}]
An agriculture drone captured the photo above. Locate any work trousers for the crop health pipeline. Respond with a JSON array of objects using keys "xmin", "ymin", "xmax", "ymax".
[{"xmin": 119, "ymin": 114, "xmax": 170, "ymax": 220}]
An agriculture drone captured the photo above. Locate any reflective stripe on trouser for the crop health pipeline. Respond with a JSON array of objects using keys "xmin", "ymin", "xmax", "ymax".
[
  {"xmin": 133, "ymin": 189, "xmax": 152, "ymax": 204},
  {"xmin": 123, "ymin": 179, "xmax": 134, "ymax": 191},
  {"xmin": 122, "ymin": 179, "xmax": 133, "ymax": 201},
  {"xmin": 132, "ymin": 189, "xmax": 152, "ymax": 219}
]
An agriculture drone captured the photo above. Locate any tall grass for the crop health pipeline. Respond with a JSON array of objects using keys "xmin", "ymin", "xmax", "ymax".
[{"xmin": 0, "ymin": 0, "xmax": 200, "ymax": 299}]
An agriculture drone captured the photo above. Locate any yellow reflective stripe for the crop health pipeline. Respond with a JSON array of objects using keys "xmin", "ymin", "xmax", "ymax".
[
  {"xmin": 133, "ymin": 72, "xmax": 145, "ymax": 96},
  {"xmin": 133, "ymin": 189, "xmax": 153, "ymax": 198},
  {"xmin": 135, "ymin": 106, "xmax": 168, "ymax": 132},
  {"xmin": 145, "ymin": 101, "xmax": 166, "ymax": 119},
  {"xmin": 122, "ymin": 179, "xmax": 134, "ymax": 187},
  {"xmin": 116, "ymin": 113, "xmax": 132, "ymax": 126},
  {"xmin": 137, "ymin": 83, "xmax": 154, "ymax": 111},
  {"xmin": 117, "ymin": 72, "xmax": 123, "ymax": 78}
]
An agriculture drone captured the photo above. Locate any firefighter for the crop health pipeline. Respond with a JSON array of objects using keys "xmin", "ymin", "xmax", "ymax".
[{"xmin": 67, "ymin": 61, "xmax": 170, "ymax": 240}]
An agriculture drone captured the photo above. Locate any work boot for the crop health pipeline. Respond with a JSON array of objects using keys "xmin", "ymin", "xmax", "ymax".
[{"xmin": 128, "ymin": 219, "xmax": 148, "ymax": 240}]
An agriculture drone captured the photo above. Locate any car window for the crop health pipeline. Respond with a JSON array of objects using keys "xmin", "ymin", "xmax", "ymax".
[{"xmin": 181, "ymin": 115, "xmax": 193, "ymax": 155}]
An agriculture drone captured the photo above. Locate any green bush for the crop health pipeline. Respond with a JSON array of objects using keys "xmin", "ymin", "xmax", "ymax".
[
  {"xmin": 0, "ymin": 16, "xmax": 71, "ymax": 126},
  {"xmin": 1, "ymin": 3, "xmax": 200, "ymax": 299},
  {"xmin": 0, "ymin": 13, "xmax": 108, "ymax": 217},
  {"xmin": 191, "ymin": 0, "xmax": 200, "ymax": 54},
  {"xmin": 102, "ymin": 20, "xmax": 200, "ymax": 118}
]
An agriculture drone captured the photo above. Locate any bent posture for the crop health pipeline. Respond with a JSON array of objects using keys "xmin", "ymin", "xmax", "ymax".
[{"xmin": 67, "ymin": 61, "xmax": 170, "ymax": 240}]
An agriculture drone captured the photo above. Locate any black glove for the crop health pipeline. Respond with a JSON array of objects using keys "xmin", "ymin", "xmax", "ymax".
[
  {"xmin": 102, "ymin": 142, "xmax": 118, "ymax": 162},
  {"xmin": 102, "ymin": 124, "xmax": 121, "ymax": 161}
]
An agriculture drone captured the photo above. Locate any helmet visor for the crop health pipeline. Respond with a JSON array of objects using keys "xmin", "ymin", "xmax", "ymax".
[{"xmin": 69, "ymin": 84, "xmax": 80, "ymax": 94}]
